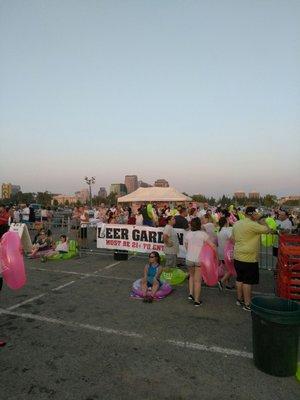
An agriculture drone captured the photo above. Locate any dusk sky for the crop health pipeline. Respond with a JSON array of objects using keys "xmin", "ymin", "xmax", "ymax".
[{"xmin": 0, "ymin": 0, "xmax": 299, "ymax": 198}]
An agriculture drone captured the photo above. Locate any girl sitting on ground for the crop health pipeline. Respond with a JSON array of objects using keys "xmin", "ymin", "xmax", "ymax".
[
  {"xmin": 141, "ymin": 252, "xmax": 163, "ymax": 303},
  {"xmin": 55, "ymin": 235, "xmax": 69, "ymax": 253},
  {"xmin": 28, "ymin": 230, "xmax": 53, "ymax": 258},
  {"xmin": 41, "ymin": 235, "xmax": 69, "ymax": 262}
]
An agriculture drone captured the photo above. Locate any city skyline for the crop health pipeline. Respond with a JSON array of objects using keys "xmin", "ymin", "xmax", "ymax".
[
  {"xmin": 1, "ymin": 1, "xmax": 299, "ymax": 197},
  {"xmin": 1, "ymin": 178, "xmax": 297, "ymax": 200}
]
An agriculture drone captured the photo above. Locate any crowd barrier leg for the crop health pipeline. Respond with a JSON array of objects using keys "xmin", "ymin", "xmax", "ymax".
[{"xmin": 259, "ymin": 234, "xmax": 276, "ymax": 271}]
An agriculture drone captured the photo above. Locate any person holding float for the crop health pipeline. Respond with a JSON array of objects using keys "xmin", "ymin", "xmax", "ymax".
[
  {"xmin": 217, "ymin": 217, "xmax": 235, "ymax": 291},
  {"xmin": 184, "ymin": 217, "xmax": 216, "ymax": 307},
  {"xmin": 0, "ymin": 230, "xmax": 27, "ymax": 347},
  {"xmin": 141, "ymin": 252, "xmax": 163, "ymax": 303}
]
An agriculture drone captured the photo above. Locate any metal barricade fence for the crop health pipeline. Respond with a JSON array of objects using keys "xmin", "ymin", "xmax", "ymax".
[
  {"xmin": 77, "ymin": 225, "xmax": 279, "ymax": 266},
  {"xmin": 27, "ymin": 217, "xmax": 71, "ymax": 243},
  {"xmin": 259, "ymin": 233, "xmax": 277, "ymax": 270},
  {"xmin": 30, "ymin": 218, "xmax": 99, "ymax": 254},
  {"xmin": 75, "ymin": 226, "xmax": 279, "ymax": 269},
  {"xmin": 27, "ymin": 219, "xmax": 279, "ymax": 267}
]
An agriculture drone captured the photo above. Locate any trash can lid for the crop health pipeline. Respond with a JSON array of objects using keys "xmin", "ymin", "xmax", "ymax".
[{"xmin": 251, "ymin": 296, "xmax": 300, "ymax": 325}]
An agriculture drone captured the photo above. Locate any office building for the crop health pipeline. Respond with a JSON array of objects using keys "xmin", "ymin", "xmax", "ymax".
[
  {"xmin": 154, "ymin": 179, "xmax": 169, "ymax": 188},
  {"xmin": 1, "ymin": 183, "xmax": 21, "ymax": 199},
  {"xmin": 234, "ymin": 191, "xmax": 246, "ymax": 199},
  {"xmin": 52, "ymin": 195, "xmax": 77, "ymax": 205},
  {"xmin": 279, "ymin": 195, "xmax": 300, "ymax": 205},
  {"xmin": 125, "ymin": 175, "xmax": 138, "ymax": 193},
  {"xmin": 138, "ymin": 180, "xmax": 152, "ymax": 188},
  {"xmin": 75, "ymin": 189, "xmax": 89, "ymax": 203},
  {"xmin": 98, "ymin": 187, "xmax": 107, "ymax": 198},
  {"xmin": 110, "ymin": 183, "xmax": 127, "ymax": 197},
  {"xmin": 248, "ymin": 191, "xmax": 260, "ymax": 200}
]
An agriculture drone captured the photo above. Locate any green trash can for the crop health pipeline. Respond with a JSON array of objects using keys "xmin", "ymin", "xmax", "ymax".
[{"xmin": 251, "ymin": 297, "xmax": 300, "ymax": 377}]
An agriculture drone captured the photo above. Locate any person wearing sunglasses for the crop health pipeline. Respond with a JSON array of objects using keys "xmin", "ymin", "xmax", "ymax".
[
  {"xmin": 141, "ymin": 252, "xmax": 162, "ymax": 303},
  {"xmin": 28, "ymin": 229, "xmax": 53, "ymax": 258}
]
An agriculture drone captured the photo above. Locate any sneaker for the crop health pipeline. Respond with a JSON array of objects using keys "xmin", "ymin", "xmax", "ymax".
[
  {"xmin": 243, "ymin": 304, "xmax": 251, "ymax": 312},
  {"xmin": 236, "ymin": 299, "xmax": 244, "ymax": 307},
  {"xmin": 148, "ymin": 297, "xmax": 153, "ymax": 303},
  {"xmin": 194, "ymin": 301, "xmax": 203, "ymax": 307},
  {"xmin": 142, "ymin": 297, "xmax": 148, "ymax": 303},
  {"xmin": 188, "ymin": 294, "xmax": 195, "ymax": 301},
  {"xmin": 41, "ymin": 256, "xmax": 47, "ymax": 263},
  {"xmin": 225, "ymin": 285, "xmax": 235, "ymax": 290},
  {"xmin": 217, "ymin": 281, "xmax": 224, "ymax": 291}
]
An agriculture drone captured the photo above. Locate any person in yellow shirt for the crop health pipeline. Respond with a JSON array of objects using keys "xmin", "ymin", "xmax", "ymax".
[{"xmin": 232, "ymin": 206, "xmax": 271, "ymax": 311}]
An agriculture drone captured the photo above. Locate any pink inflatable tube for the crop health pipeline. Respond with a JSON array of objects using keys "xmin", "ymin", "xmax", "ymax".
[
  {"xmin": 0, "ymin": 231, "xmax": 26, "ymax": 290},
  {"xmin": 199, "ymin": 243, "xmax": 219, "ymax": 286},
  {"xmin": 224, "ymin": 240, "xmax": 237, "ymax": 277},
  {"xmin": 131, "ymin": 279, "xmax": 172, "ymax": 300}
]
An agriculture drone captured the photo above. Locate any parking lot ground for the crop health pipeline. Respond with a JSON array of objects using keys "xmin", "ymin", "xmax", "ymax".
[{"xmin": 0, "ymin": 254, "xmax": 299, "ymax": 400}]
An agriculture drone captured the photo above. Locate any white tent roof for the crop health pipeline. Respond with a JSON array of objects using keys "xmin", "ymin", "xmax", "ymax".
[{"xmin": 118, "ymin": 187, "xmax": 192, "ymax": 203}]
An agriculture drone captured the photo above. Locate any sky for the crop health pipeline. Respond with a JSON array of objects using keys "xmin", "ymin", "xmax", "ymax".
[{"xmin": 0, "ymin": 0, "xmax": 299, "ymax": 198}]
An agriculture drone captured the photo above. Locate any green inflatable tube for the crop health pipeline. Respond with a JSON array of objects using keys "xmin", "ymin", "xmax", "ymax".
[
  {"xmin": 161, "ymin": 268, "xmax": 187, "ymax": 285},
  {"xmin": 47, "ymin": 240, "xmax": 79, "ymax": 260},
  {"xmin": 147, "ymin": 204, "xmax": 154, "ymax": 220}
]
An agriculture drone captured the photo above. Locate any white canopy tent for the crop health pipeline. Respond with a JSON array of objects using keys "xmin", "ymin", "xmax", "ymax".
[{"xmin": 118, "ymin": 187, "xmax": 192, "ymax": 203}]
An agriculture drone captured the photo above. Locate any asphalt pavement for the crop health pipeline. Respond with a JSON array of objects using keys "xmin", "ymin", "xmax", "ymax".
[{"xmin": 0, "ymin": 252, "xmax": 299, "ymax": 400}]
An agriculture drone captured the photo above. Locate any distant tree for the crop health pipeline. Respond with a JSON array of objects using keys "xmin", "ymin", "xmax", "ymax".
[
  {"xmin": 92, "ymin": 196, "xmax": 108, "ymax": 206},
  {"xmin": 217, "ymin": 195, "xmax": 232, "ymax": 207},
  {"xmin": 233, "ymin": 196, "xmax": 248, "ymax": 207},
  {"xmin": 106, "ymin": 192, "xmax": 117, "ymax": 206},
  {"xmin": 283, "ymin": 199, "xmax": 300, "ymax": 206},
  {"xmin": 36, "ymin": 191, "xmax": 53, "ymax": 206},
  {"xmin": 7, "ymin": 192, "xmax": 35, "ymax": 205},
  {"xmin": 53, "ymin": 199, "xmax": 59, "ymax": 207},
  {"xmin": 192, "ymin": 194, "xmax": 208, "ymax": 203},
  {"xmin": 262, "ymin": 194, "xmax": 277, "ymax": 208},
  {"xmin": 208, "ymin": 196, "xmax": 216, "ymax": 206}
]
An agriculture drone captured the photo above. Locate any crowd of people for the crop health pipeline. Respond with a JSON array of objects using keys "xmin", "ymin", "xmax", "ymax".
[
  {"xmin": 68, "ymin": 202, "xmax": 300, "ymax": 229},
  {"xmin": 0, "ymin": 203, "xmax": 54, "ymax": 228},
  {"xmin": 1, "ymin": 200, "xmax": 300, "ymax": 313},
  {"xmin": 134, "ymin": 203, "xmax": 299, "ymax": 310}
]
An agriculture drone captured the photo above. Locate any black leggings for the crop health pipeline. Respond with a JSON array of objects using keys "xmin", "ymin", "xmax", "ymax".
[{"xmin": 0, "ymin": 277, "xmax": 3, "ymax": 291}]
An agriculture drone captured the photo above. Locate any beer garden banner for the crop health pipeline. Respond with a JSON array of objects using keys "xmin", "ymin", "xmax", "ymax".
[{"xmin": 97, "ymin": 223, "xmax": 187, "ymax": 258}]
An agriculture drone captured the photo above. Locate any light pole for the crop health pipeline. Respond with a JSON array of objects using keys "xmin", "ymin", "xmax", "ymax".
[{"xmin": 84, "ymin": 176, "xmax": 95, "ymax": 209}]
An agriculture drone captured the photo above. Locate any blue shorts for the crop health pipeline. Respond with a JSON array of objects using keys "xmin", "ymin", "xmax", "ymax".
[{"xmin": 147, "ymin": 279, "xmax": 162, "ymax": 288}]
